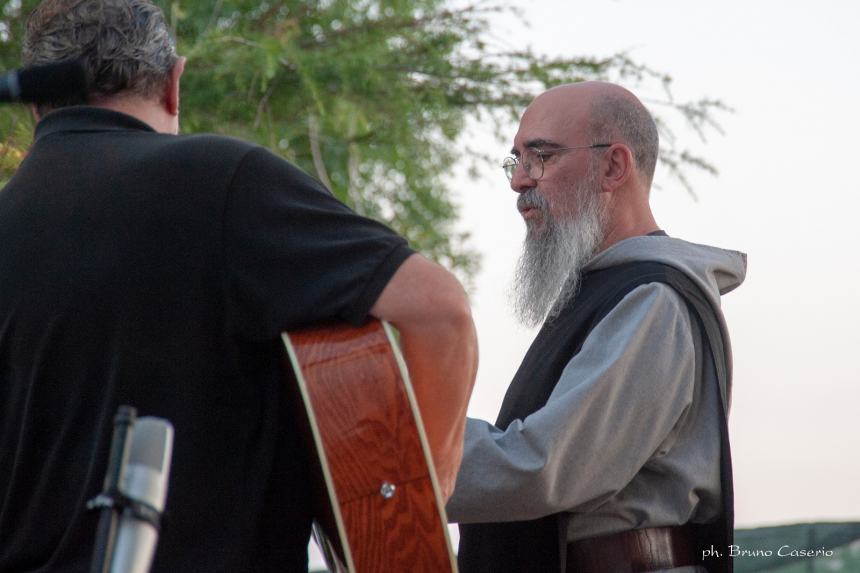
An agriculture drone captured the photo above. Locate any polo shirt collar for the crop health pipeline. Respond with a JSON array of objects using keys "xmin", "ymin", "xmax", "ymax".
[{"xmin": 34, "ymin": 106, "xmax": 156, "ymax": 142}]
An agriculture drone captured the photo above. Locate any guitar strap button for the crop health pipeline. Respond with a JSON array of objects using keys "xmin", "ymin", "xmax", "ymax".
[{"xmin": 380, "ymin": 482, "xmax": 396, "ymax": 499}]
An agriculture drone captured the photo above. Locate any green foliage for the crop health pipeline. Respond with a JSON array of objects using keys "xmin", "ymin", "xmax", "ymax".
[
  {"xmin": 0, "ymin": 0, "xmax": 727, "ymax": 281},
  {"xmin": 0, "ymin": 1, "xmax": 38, "ymax": 181}
]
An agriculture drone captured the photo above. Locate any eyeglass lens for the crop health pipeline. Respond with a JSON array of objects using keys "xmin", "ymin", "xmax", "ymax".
[{"xmin": 502, "ymin": 149, "xmax": 541, "ymax": 182}]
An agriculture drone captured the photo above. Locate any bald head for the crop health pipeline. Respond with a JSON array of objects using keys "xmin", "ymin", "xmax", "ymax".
[
  {"xmin": 509, "ymin": 83, "xmax": 661, "ymax": 323},
  {"xmin": 524, "ymin": 82, "xmax": 659, "ymax": 187}
]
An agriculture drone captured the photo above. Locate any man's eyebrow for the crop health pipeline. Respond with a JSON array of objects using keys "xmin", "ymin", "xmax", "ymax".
[{"xmin": 510, "ymin": 138, "xmax": 561, "ymax": 155}]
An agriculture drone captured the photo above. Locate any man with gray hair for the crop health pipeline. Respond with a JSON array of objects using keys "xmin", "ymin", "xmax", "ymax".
[
  {"xmin": 0, "ymin": 1, "xmax": 477, "ymax": 571},
  {"xmin": 447, "ymin": 82, "xmax": 746, "ymax": 573}
]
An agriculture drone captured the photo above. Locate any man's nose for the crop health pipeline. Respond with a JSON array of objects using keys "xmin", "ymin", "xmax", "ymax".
[{"xmin": 510, "ymin": 163, "xmax": 537, "ymax": 194}]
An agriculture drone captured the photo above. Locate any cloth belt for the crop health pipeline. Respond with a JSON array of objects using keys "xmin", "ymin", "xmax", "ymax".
[{"xmin": 566, "ymin": 525, "xmax": 699, "ymax": 573}]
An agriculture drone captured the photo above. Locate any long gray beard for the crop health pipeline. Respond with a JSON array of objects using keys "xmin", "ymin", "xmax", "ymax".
[{"xmin": 510, "ymin": 180, "xmax": 606, "ymax": 328}]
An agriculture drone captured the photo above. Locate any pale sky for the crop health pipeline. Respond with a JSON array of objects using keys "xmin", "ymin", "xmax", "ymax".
[{"xmin": 312, "ymin": 0, "xmax": 860, "ymax": 566}]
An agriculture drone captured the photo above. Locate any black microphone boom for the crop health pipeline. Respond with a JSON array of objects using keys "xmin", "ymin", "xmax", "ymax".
[
  {"xmin": 88, "ymin": 406, "xmax": 137, "ymax": 573},
  {"xmin": 0, "ymin": 60, "xmax": 86, "ymax": 103}
]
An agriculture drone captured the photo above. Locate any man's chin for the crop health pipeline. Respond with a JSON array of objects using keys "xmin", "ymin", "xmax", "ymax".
[{"xmin": 524, "ymin": 216, "xmax": 547, "ymax": 236}]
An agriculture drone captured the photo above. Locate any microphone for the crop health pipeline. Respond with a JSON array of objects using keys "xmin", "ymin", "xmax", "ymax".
[
  {"xmin": 0, "ymin": 60, "xmax": 86, "ymax": 103},
  {"xmin": 109, "ymin": 417, "xmax": 174, "ymax": 573}
]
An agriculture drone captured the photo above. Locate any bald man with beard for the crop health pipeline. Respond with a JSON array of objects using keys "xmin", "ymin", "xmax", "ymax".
[{"xmin": 446, "ymin": 82, "xmax": 747, "ymax": 573}]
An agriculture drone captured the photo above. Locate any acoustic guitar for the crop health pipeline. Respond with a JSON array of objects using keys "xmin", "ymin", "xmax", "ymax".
[{"xmin": 281, "ymin": 319, "xmax": 457, "ymax": 572}]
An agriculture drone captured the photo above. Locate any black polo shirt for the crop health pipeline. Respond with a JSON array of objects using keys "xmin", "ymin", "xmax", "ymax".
[{"xmin": 0, "ymin": 107, "xmax": 413, "ymax": 572}]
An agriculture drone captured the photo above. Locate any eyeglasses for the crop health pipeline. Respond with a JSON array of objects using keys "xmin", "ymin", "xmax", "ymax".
[{"xmin": 502, "ymin": 144, "xmax": 611, "ymax": 182}]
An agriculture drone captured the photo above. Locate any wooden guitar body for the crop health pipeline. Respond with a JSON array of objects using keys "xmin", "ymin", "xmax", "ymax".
[{"xmin": 282, "ymin": 320, "xmax": 457, "ymax": 572}]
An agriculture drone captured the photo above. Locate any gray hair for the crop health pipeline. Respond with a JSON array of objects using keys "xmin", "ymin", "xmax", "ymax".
[
  {"xmin": 23, "ymin": 0, "xmax": 177, "ymax": 112},
  {"xmin": 510, "ymin": 160, "xmax": 606, "ymax": 327},
  {"xmin": 588, "ymin": 93, "xmax": 659, "ymax": 186}
]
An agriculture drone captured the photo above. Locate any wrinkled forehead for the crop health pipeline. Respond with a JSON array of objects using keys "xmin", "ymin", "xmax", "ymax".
[{"xmin": 512, "ymin": 92, "xmax": 590, "ymax": 153}]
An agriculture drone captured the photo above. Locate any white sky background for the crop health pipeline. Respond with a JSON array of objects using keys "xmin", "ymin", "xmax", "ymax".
[
  {"xmin": 453, "ymin": 0, "xmax": 860, "ymax": 528},
  {"xmin": 312, "ymin": 1, "xmax": 860, "ymax": 567}
]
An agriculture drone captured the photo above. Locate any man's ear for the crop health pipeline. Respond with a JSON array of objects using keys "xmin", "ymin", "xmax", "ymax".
[
  {"xmin": 599, "ymin": 143, "xmax": 635, "ymax": 193},
  {"xmin": 163, "ymin": 56, "xmax": 186, "ymax": 116},
  {"xmin": 30, "ymin": 104, "xmax": 41, "ymax": 122}
]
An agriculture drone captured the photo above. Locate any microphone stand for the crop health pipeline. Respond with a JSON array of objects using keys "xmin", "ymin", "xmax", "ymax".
[{"xmin": 88, "ymin": 406, "xmax": 137, "ymax": 573}]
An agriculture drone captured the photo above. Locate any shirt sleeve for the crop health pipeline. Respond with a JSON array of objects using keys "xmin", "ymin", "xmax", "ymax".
[
  {"xmin": 446, "ymin": 282, "xmax": 696, "ymax": 523},
  {"xmin": 223, "ymin": 146, "xmax": 413, "ymax": 339}
]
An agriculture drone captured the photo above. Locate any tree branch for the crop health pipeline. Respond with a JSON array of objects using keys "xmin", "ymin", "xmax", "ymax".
[{"xmin": 308, "ymin": 113, "xmax": 333, "ymax": 190}]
